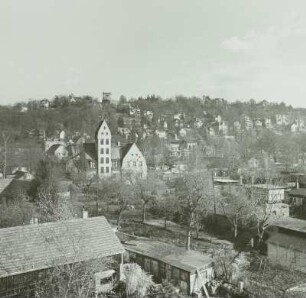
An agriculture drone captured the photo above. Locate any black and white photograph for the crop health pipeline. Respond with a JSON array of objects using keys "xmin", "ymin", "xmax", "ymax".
[{"xmin": 1, "ymin": 1, "xmax": 306, "ymax": 297}]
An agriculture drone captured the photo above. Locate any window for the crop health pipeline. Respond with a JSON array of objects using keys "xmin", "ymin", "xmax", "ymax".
[
  {"xmin": 139, "ymin": 161, "xmax": 143, "ymax": 166},
  {"xmin": 100, "ymin": 148, "xmax": 104, "ymax": 154},
  {"xmin": 106, "ymin": 139, "xmax": 109, "ymax": 145},
  {"xmin": 106, "ymin": 148, "xmax": 109, "ymax": 154},
  {"xmin": 101, "ymin": 167, "xmax": 104, "ymax": 173},
  {"xmin": 100, "ymin": 276, "xmax": 112, "ymax": 285},
  {"xmin": 106, "ymin": 167, "xmax": 109, "ymax": 173},
  {"xmin": 100, "ymin": 139, "xmax": 104, "ymax": 145},
  {"xmin": 106, "ymin": 157, "xmax": 109, "ymax": 163},
  {"xmin": 133, "ymin": 161, "xmax": 136, "ymax": 167},
  {"xmin": 101, "ymin": 157, "xmax": 104, "ymax": 163}
]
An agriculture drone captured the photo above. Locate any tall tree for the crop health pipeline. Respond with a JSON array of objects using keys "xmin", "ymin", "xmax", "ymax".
[{"xmin": 175, "ymin": 171, "xmax": 213, "ymax": 250}]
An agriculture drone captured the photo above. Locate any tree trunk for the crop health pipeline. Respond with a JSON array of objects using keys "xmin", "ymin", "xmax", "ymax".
[
  {"xmin": 186, "ymin": 221, "xmax": 192, "ymax": 250},
  {"xmin": 116, "ymin": 210, "xmax": 122, "ymax": 228},
  {"xmin": 234, "ymin": 214, "xmax": 238, "ymax": 238},
  {"xmin": 142, "ymin": 203, "xmax": 146, "ymax": 223},
  {"xmin": 164, "ymin": 217, "xmax": 167, "ymax": 229}
]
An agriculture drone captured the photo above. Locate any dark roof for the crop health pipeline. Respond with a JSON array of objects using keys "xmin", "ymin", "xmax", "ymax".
[
  {"xmin": 120, "ymin": 143, "xmax": 134, "ymax": 161},
  {"xmin": 0, "ymin": 216, "xmax": 124, "ymax": 277},
  {"xmin": 0, "ymin": 180, "xmax": 32, "ymax": 199},
  {"xmin": 46, "ymin": 144, "xmax": 66, "ymax": 155},
  {"xmin": 83, "ymin": 142, "xmax": 97, "ymax": 161},
  {"xmin": 122, "ymin": 237, "xmax": 212, "ymax": 273},
  {"xmin": 0, "ymin": 179, "xmax": 13, "ymax": 195},
  {"xmin": 288, "ymin": 188, "xmax": 306, "ymax": 198}
]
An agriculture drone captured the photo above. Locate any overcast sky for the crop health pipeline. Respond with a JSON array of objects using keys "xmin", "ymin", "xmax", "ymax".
[{"xmin": 1, "ymin": 0, "xmax": 306, "ymax": 107}]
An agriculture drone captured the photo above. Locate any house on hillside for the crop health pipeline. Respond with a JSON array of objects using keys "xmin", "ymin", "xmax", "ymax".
[
  {"xmin": 82, "ymin": 120, "xmax": 147, "ymax": 180},
  {"xmin": 119, "ymin": 235, "xmax": 213, "ymax": 296},
  {"xmin": 46, "ymin": 144, "xmax": 69, "ymax": 160},
  {"xmin": 248, "ymin": 157, "xmax": 260, "ymax": 169},
  {"xmin": 0, "ymin": 216, "xmax": 124, "ymax": 298},
  {"xmin": 276, "ymin": 114, "xmax": 289, "ymax": 126},
  {"xmin": 40, "ymin": 99, "xmax": 50, "ymax": 109}
]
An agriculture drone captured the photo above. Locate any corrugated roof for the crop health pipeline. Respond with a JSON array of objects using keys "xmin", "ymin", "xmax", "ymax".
[
  {"xmin": 0, "ymin": 216, "xmax": 124, "ymax": 277},
  {"xmin": 123, "ymin": 238, "xmax": 212, "ymax": 273}
]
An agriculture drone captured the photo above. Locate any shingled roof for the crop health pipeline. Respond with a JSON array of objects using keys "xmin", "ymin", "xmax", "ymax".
[{"xmin": 0, "ymin": 216, "xmax": 124, "ymax": 277}]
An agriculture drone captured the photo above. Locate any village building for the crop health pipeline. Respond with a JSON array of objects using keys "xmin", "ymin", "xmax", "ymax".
[
  {"xmin": 83, "ymin": 120, "xmax": 147, "ymax": 179},
  {"xmin": 0, "ymin": 216, "xmax": 124, "ymax": 297},
  {"xmin": 266, "ymin": 217, "xmax": 306, "ymax": 272},
  {"xmin": 276, "ymin": 114, "xmax": 289, "ymax": 126},
  {"xmin": 119, "ymin": 234, "xmax": 213, "ymax": 296},
  {"xmin": 288, "ymin": 188, "xmax": 306, "ymax": 218},
  {"xmin": 244, "ymin": 184, "xmax": 289, "ymax": 218},
  {"xmin": 155, "ymin": 129, "xmax": 167, "ymax": 139},
  {"xmin": 264, "ymin": 118, "xmax": 273, "ymax": 129},
  {"xmin": 46, "ymin": 144, "xmax": 69, "ymax": 160},
  {"xmin": 40, "ymin": 99, "xmax": 50, "ymax": 109},
  {"xmin": 244, "ymin": 116, "xmax": 253, "ymax": 131},
  {"xmin": 219, "ymin": 121, "xmax": 228, "ymax": 135}
]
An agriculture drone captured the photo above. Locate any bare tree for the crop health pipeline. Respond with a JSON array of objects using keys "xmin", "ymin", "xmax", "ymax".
[
  {"xmin": 175, "ymin": 171, "xmax": 213, "ymax": 250},
  {"xmin": 128, "ymin": 172, "xmax": 164, "ymax": 223},
  {"xmin": 219, "ymin": 186, "xmax": 251, "ymax": 238}
]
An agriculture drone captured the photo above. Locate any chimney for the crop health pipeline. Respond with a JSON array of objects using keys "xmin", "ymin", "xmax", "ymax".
[{"xmin": 82, "ymin": 207, "xmax": 88, "ymax": 219}]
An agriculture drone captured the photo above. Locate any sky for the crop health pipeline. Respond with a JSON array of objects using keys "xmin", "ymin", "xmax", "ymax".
[{"xmin": 1, "ymin": 0, "xmax": 306, "ymax": 107}]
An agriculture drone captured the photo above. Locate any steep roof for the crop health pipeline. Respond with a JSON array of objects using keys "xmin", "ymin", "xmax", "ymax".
[
  {"xmin": 0, "ymin": 216, "xmax": 124, "ymax": 277},
  {"xmin": 95, "ymin": 120, "xmax": 109, "ymax": 140},
  {"xmin": 0, "ymin": 178, "xmax": 13, "ymax": 195},
  {"xmin": 120, "ymin": 143, "xmax": 134, "ymax": 161},
  {"xmin": 46, "ymin": 144, "xmax": 66, "ymax": 155},
  {"xmin": 83, "ymin": 142, "xmax": 97, "ymax": 161}
]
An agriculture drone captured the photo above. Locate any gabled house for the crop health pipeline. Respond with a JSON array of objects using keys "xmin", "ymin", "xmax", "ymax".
[{"xmin": 46, "ymin": 144, "xmax": 69, "ymax": 160}]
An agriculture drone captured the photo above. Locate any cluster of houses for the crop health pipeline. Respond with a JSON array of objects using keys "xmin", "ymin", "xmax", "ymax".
[{"xmin": 45, "ymin": 120, "xmax": 148, "ymax": 181}]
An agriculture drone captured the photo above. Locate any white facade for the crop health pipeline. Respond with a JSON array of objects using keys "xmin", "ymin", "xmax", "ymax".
[
  {"xmin": 121, "ymin": 143, "xmax": 147, "ymax": 179},
  {"xmin": 97, "ymin": 120, "xmax": 112, "ymax": 178}
]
